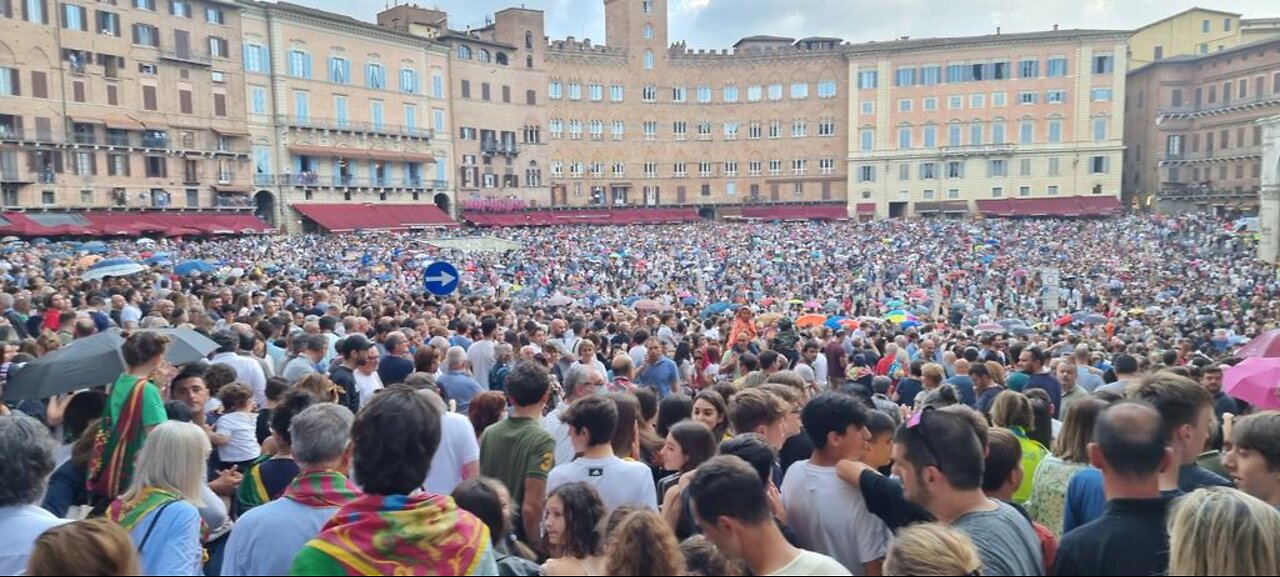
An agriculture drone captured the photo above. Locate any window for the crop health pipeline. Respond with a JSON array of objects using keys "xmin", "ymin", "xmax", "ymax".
[
  {"xmin": 699, "ymin": 162, "xmax": 713, "ymax": 177},
  {"xmin": 948, "ymin": 95, "xmax": 963, "ymax": 110},
  {"xmin": 62, "ymin": 3, "xmax": 86, "ymax": 30},
  {"xmin": 1047, "ymin": 185, "xmax": 1059, "ymax": 196},
  {"xmin": 947, "ymin": 63, "xmax": 968, "ymax": 83},
  {"xmin": 643, "ymin": 50, "xmax": 654, "ymax": 70},
  {"xmin": 208, "ymin": 37, "xmax": 228, "ymax": 58},
  {"xmin": 749, "ymin": 122, "xmax": 762, "ymax": 140},
  {"xmin": 988, "ymin": 159, "xmax": 1007, "ymax": 177},
  {"xmin": 992, "ymin": 93, "xmax": 1006, "ymax": 107},
  {"xmin": 859, "ymin": 166, "xmax": 876, "ymax": 182},
  {"xmin": 748, "ymin": 161, "xmax": 761, "ymax": 177},
  {"xmin": 991, "ymin": 187, "xmax": 1004, "ymax": 198},
  {"xmin": 476, "ymin": 49, "xmax": 490, "ymax": 64},
  {"xmin": 769, "ymin": 160, "xmax": 782, "ymax": 176},
  {"xmin": 747, "ymin": 85, "xmax": 762, "ymax": 102},
  {"xmin": 24, "ymin": 0, "xmax": 46, "ymax": 22},
  {"xmin": 818, "ymin": 80, "xmax": 837, "ymax": 98},
  {"xmin": 433, "ymin": 108, "xmax": 446, "ymax": 133},
  {"xmin": 1224, "ymin": 18, "xmax": 1231, "ymax": 31},
  {"xmin": 671, "ymin": 85, "xmax": 687, "ymax": 102},
  {"xmin": 792, "ymin": 159, "xmax": 806, "ymax": 175},
  {"xmin": 1048, "ymin": 157, "xmax": 1060, "ymax": 176},
  {"xmin": 723, "ymin": 85, "xmax": 739, "ymax": 102},
  {"xmin": 697, "ymin": 121, "xmax": 712, "ymax": 139},
  {"xmin": 724, "ymin": 161, "xmax": 738, "ymax": 176},
  {"xmin": 768, "ymin": 84, "xmax": 783, "ymax": 101},
  {"xmin": 1090, "ymin": 155, "xmax": 1109, "ymax": 173},
  {"xmin": 568, "ymin": 83, "xmax": 581, "ymax": 100},
  {"xmin": 459, "ymin": 79, "xmax": 470, "ymax": 98},
  {"xmin": 724, "ymin": 122, "xmax": 738, "ymax": 140},
  {"xmin": 1019, "ymin": 59, "xmax": 1039, "ymax": 79},
  {"xmin": 862, "ymin": 101, "xmax": 875, "ymax": 115},
  {"xmin": 133, "ymin": 0, "xmax": 153, "ymax": 10},
  {"xmin": 674, "ymin": 162, "xmax": 687, "ymax": 178},
  {"xmin": 920, "ymin": 162, "xmax": 937, "ymax": 180},
  {"xmin": 1092, "ymin": 117, "xmax": 1107, "ymax": 141},
  {"xmin": 569, "ymin": 119, "xmax": 582, "ymax": 140},
  {"xmin": 818, "ymin": 119, "xmax": 836, "ymax": 137},
  {"xmin": 858, "ymin": 70, "xmax": 878, "ymax": 90},
  {"xmin": 1091, "ymin": 88, "xmax": 1112, "ymax": 101},
  {"xmin": 1046, "ymin": 90, "xmax": 1066, "ymax": 104},
  {"xmin": 923, "ymin": 125, "xmax": 936, "ymax": 148},
  {"xmin": 898, "ymin": 99, "xmax": 912, "ymax": 112},
  {"xmin": 898, "ymin": 126, "xmax": 912, "ymax": 149},
  {"xmin": 403, "ymin": 105, "xmax": 417, "ymax": 133},
  {"xmin": 860, "ymin": 128, "xmax": 874, "ymax": 151},
  {"xmin": 588, "ymin": 83, "xmax": 603, "ymax": 101},
  {"xmin": 642, "ymin": 85, "xmax": 656, "ymax": 102},
  {"xmin": 948, "ymin": 123, "xmax": 961, "ymax": 146},
  {"xmin": 288, "ymin": 50, "xmax": 311, "ymax": 79},
  {"xmin": 1047, "ymin": 57, "xmax": 1068, "ymax": 77},
  {"xmin": 643, "ymin": 121, "xmax": 656, "ymax": 140},
  {"xmin": 589, "ymin": 120, "xmax": 603, "ymax": 140},
  {"xmin": 1019, "ymin": 120, "xmax": 1034, "ymax": 144},
  {"xmin": 820, "ymin": 158, "xmax": 835, "ymax": 175},
  {"xmin": 370, "ymin": 100, "xmax": 384, "ymax": 130},
  {"xmin": 205, "ymin": 7, "xmax": 223, "ymax": 23},
  {"xmin": 1048, "ymin": 119, "xmax": 1062, "ymax": 143},
  {"xmin": 921, "ymin": 66, "xmax": 940, "ymax": 86},
  {"xmin": 145, "ymin": 155, "xmax": 167, "ymax": 177},
  {"xmin": 249, "ymin": 86, "xmax": 267, "ymax": 115},
  {"xmin": 790, "ymin": 82, "xmax": 808, "ymax": 99},
  {"xmin": 923, "ymin": 97, "xmax": 938, "ymax": 111},
  {"xmin": 1093, "ymin": 54, "xmax": 1113, "ymax": 74},
  {"xmin": 399, "ymin": 69, "xmax": 418, "ymax": 93},
  {"xmin": 97, "ymin": 10, "xmax": 119, "ymax": 35},
  {"xmin": 969, "ymin": 122, "xmax": 983, "ymax": 146},
  {"xmin": 895, "ymin": 66, "xmax": 916, "ymax": 87},
  {"xmin": 1018, "ymin": 91, "xmax": 1037, "ymax": 105},
  {"xmin": 547, "ymin": 81, "xmax": 562, "ymax": 100},
  {"xmin": 133, "ymin": 24, "xmax": 159, "ymax": 46},
  {"xmin": 768, "ymin": 120, "xmax": 781, "ymax": 139},
  {"xmin": 946, "ymin": 161, "xmax": 964, "ymax": 178},
  {"xmin": 643, "ymin": 24, "xmax": 653, "ymax": 39},
  {"xmin": 549, "ymin": 119, "xmax": 563, "ymax": 139},
  {"xmin": 673, "ymin": 121, "xmax": 686, "ymax": 140},
  {"xmin": 610, "ymin": 84, "xmax": 623, "ymax": 102},
  {"xmin": 792, "ymin": 120, "xmax": 806, "ymax": 138},
  {"xmin": 612, "ymin": 121, "xmax": 625, "ymax": 140},
  {"xmin": 970, "ymin": 93, "xmax": 984, "ymax": 108},
  {"xmin": 1202, "ymin": 19, "xmax": 1211, "ymax": 33},
  {"xmin": 169, "ymin": 0, "xmax": 187, "ymax": 16},
  {"xmin": 1017, "ymin": 186, "xmax": 1030, "ymax": 197},
  {"xmin": 697, "ymin": 85, "xmax": 711, "ymax": 103},
  {"xmin": 642, "ymin": 0, "xmax": 652, "ymax": 13}
]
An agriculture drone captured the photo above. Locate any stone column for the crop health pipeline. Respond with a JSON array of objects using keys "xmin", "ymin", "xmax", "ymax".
[{"xmin": 1259, "ymin": 115, "xmax": 1280, "ymax": 263}]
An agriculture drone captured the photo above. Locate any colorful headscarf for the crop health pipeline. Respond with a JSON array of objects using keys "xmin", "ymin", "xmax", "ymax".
[
  {"xmin": 299, "ymin": 493, "xmax": 490, "ymax": 576},
  {"xmin": 282, "ymin": 470, "xmax": 361, "ymax": 509}
]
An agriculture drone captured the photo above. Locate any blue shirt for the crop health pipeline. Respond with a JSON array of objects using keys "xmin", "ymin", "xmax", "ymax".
[
  {"xmin": 222, "ymin": 498, "xmax": 339, "ymax": 576},
  {"xmin": 945, "ymin": 375, "xmax": 977, "ymax": 407},
  {"xmin": 637, "ymin": 357, "xmax": 679, "ymax": 398},
  {"xmin": 1024, "ymin": 372, "xmax": 1063, "ymax": 415},
  {"xmin": 1076, "ymin": 367, "xmax": 1105, "ymax": 392},
  {"xmin": 0, "ymin": 504, "xmax": 71, "ymax": 575},
  {"xmin": 126, "ymin": 500, "xmax": 204, "ymax": 576},
  {"xmin": 437, "ymin": 371, "xmax": 485, "ymax": 413},
  {"xmin": 377, "ymin": 355, "xmax": 415, "ymax": 385}
]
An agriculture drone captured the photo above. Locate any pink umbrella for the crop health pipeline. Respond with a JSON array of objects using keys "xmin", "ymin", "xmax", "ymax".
[
  {"xmin": 1237, "ymin": 329, "xmax": 1280, "ymax": 358},
  {"xmin": 975, "ymin": 322, "xmax": 1004, "ymax": 333},
  {"xmin": 1224, "ymin": 357, "xmax": 1280, "ymax": 410},
  {"xmin": 632, "ymin": 299, "xmax": 668, "ymax": 312},
  {"xmin": 804, "ymin": 300, "xmax": 821, "ymax": 309}
]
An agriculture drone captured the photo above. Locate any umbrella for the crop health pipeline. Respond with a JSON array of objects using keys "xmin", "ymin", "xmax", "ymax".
[
  {"xmin": 909, "ymin": 289, "xmax": 928, "ymax": 300},
  {"xmin": 1082, "ymin": 314, "xmax": 1108, "ymax": 325},
  {"xmin": 82, "ymin": 259, "xmax": 148, "ymax": 281},
  {"xmin": 900, "ymin": 320, "xmax": 922, "ymax": 329},
  {"xmin": 757, "ymin": 312, "xmax": 783, "ymax": 326},
  {"xmin": 136, "ymin": 238, "xmax": 157, "ymax": 246},
  {"xmin": 887, "ymin": 299, "xmax": 905, "ymax": 308},
  {"xmin": 681, "ymin": 296, "xmax": 698, "ymax": 306},
  {"xmin": 546, "ymin": 295, "xmax": 575, "ymax": 307},
  {"xmin": 2, "ymin": 328, "xmax": 217, "ymax": 401},
  {"xmin": 1010, "ymin": 326, "xmax": 1037, "ymax": 336},
  {"xmin": 622, "ymin": 296, "xmax": 643, "ymax": 307},
  {"xmin": 997, "ymin": 319, "xmax": 1027, "ymax": 328},
  {"xmin": 976, "ymin": 322, "xmax": 1004, "ymax": 333},
  {"xmin": 825, "ymin": 316, "xmax": 850, "ymax": 330},
  {"xmin": 632, "ymin": 299, "xmax": 668, "ymax": 312},
  {"xmin": 857, "ymin": 316, "xmax": 884, "ymax": 324},
  {"xmin": 1127, "ymin": 308, "xmax": 1146, "ymax": 316},
  {"xmin": 77, "ymin": 254, "xmax": 104, "ymax": 267},
  {"xmin": 1223, "ymin": 357, "xmax": 1280, "ymax": 410},
  {"xmin": 31, "ymin": 237, "xmax": 50, "ymax": 246},
  {"xmin": 1055, "ymin": 314, "xmax": 1073, "ymax": 327},
  {"xmin": 700, "ymin": 302, "xmax": 735, "ymax": 318},
  {"xmin": 174, "ymin": 260, "xmax": 216, "ymax": 276},
  {"xmin": 796, "ymin": 314, "xmax": 827, "ymax": 329},
  {"xmin": 785, "ymin": 299, "xmax": 804, "ymax": 305},
  {"xmin": 1, "ymin": 236, "xmax": 19, "ymax": 243},
  {"xmin": 803, "ymin": 300, "xmax": 821, "ymax": 309},
  {"xmin": 79, "ymin": 241, "xmax": 108, "ymax": 254},
  {"xmin": 1237, "ymin": 330, "xmax": 1280, "ymax": 358}
]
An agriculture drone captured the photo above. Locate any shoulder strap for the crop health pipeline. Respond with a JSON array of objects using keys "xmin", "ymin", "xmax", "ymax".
[{"xmin": 137, "ymin": 500, "xmax": 178, "ymax": 553}]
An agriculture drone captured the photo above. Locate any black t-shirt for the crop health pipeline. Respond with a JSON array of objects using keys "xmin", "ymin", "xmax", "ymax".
[
  {"xmin": 859, "ymin": 468, "xmax": 934, "ymax": 531},
  {"xmin": 778, "ymin": 429, "xmax": 814, "ymax": 480},
  {"xmin": 1053, "ymin": 497, "xmax": 1172, "ymax": 577},
  {"xmin": 255, "ymin": 408, "xmax": 273, "ymax": 445},
  {"xmin": 328, "ymin": 365, "xmax": 359, "ymax": 413}
]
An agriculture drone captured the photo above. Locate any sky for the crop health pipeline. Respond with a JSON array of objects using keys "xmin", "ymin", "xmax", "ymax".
[{"xmin": 303, "ymin": 0, "xmax": 1278, "ymax": 48}]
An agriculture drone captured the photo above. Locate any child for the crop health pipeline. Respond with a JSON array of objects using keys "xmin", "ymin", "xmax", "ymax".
[{"xmin": 212, "ymin": 382, "xmax": 261, "ymax": 470}]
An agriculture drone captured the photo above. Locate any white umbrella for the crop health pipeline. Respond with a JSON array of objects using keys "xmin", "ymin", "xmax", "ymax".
[
  {"xmin": 136, "ymin": 238, "xmax": 157, "ymax": 246},
  {"xmin": 82, "ymin": 261, "xmax": 148, "ymax": 281}
]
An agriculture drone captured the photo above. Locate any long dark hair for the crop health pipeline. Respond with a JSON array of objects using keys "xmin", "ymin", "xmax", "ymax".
[
  {"xmin": 668, "ymin": 420, "xmax": 718, "ymax": 474},
  {"xmin": 452, "ymin": 478, "xmax": 508, "ymax": 546},
  {"xmin": 655, "ymin": 394, "xmax": 693, "ymax": 438},
  {"xmin": 1023, "ymin": 389, "xmax": 1056, "ymax": 449},
  {"xmin": 547, "ymin": 482, "xmax": 606, "ymax": 559},
  {"xmin": 694, "ymin": 390, "xmax": 730, "ymax": 439}
]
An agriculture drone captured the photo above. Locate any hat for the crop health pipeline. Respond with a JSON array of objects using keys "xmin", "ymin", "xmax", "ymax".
[{"xmin": 339, "ymin": 334, "xmax": 375, "ymax": 356}]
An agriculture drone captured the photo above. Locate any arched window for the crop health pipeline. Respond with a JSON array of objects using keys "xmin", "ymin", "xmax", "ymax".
[
  {"xmin": 643, "ymin": 50, "xmax": 654, "ymax": 70},
  {"xmin": 495, "ymin": 52, "xmax": 508, "ymax": 66},
  {"xmin": 525, "ymin": 31, "xmax": 534, "ymax": 49},
  {"xmin": 478, "ymin": 49, "xmax": 491, "ymax": 63},
  {"xmin": 457, "ymin": 45, "xmax": 471, "ymax": 59},
  {"xmin": 643, "ymin": 24, "xmax": 653, "ymax": 39}
]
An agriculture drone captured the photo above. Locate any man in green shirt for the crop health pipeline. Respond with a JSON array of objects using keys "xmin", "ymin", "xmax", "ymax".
[{"xmin": 479, "ymin": 361, "xmax": 555, "ymax": 548}]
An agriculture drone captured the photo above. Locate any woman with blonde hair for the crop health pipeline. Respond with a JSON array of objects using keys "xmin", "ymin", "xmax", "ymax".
[
  {"xmin": 26, "ymin": 518, "xmax": 141, "ymax": 576},
  {"xmin": 1167, "ymin": 487, "xmax": 1280, "ymax": 576},
  {"xmin": 108, "ymin": 420, "xmax": 211, "ymax": 576},
  {"xmin": 990, "ymin": 390, "xmax": 1049, "ymax": 505},
  {"xmin": 884, "ymin": 522, "xmax": 982, "ymax": 576},
  {"xmin": 603, "ymin": 509, "xmax": 684, "ymax": 576},
  {"xmin": 292, "ymin": 373, "xmax": 341, "ymax": 404}
]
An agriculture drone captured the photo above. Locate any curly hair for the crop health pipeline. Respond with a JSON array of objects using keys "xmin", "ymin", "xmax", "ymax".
[
  {"xmin": 293, "ymin": 373, "xmax": 340, "ymax": 404},
  {"xmin": 603, "ymin": 509, "xmax": 684, "ymax": 576},
  {"xmin": 467, "ymin": 391, "xmax": 508, "ymax": 438},
  {"xmin": 547, "ymin": 482, "xmax": 605, "ymax": 559}
]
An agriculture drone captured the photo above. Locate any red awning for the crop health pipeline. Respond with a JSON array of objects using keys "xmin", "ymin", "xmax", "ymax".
[
  {"xmin": 977, "ymin": 196, "xmax": 1126, "ymax": 218},
  {"xmin": 741, "ymin": 204, "xmax": 849, "ymax": 221},
  {"xmin": 462, "ymin": 208, "xmax": 701, "ymax": 227},
  {"xmin": 288, "ymin": 146, "xmax": 436, "ymax": 164},
  {"xmin": 856, "ymin": 203, "xmax": 876, "ymax": 214},
  {"xmin": 292, "ymin": 203, "xmax": 457, "ymax": 232},
  {"xmin": 0, "ymin": 212, "xmax": 271, "ymax": 236}
]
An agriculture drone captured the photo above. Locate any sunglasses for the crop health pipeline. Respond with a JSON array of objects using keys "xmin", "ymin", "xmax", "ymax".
[{"xmin": 905, "ymin": 407, "xmax": 946, "ymax": 474}]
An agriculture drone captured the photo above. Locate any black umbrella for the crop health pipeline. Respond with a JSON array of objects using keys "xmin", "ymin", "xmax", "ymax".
[{"xmin": 3, "ymin": 328, "xmax": 217, "ymax": 401}]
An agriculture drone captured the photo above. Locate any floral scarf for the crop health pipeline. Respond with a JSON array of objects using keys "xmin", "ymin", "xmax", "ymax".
[
  {"xmin": 306, "ymin": 493, "xmax": 490, "ymax": 575},
  {"xmin": 282, "ymin": 470, "xmax": 361, "ymax": 509},
  {"xmin": 109, "ymin": 486, "xmax": 211, "ymax": 544}
]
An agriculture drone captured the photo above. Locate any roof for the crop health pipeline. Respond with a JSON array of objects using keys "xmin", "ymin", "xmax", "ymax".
[
  {"xmin": 292, "ymin": 203, "xmax": 456, "ymax": 232},
  {"xmin": 1127, "ymin": 34, "xmax": 1280, "ymax": 74},
  {"xmin": 845, "ymin": 28, "xmax": 1131, "ymax": 54},
  {"xmin": 0, "ymin": 212, "xmax": 272, "ymax": 236},
  {"xmin": 463, "ymin": 208, "xmax": 700, "ymax": 227},
  {"xmin": 1134, "ymin": 7, "xmax": 1243, "ymax": 33},
  {"xmin": 440, "ymin": 31, "xmax": 518, "ymax": 50},
  {"xmin": 732, "ymin": 35, "xmax": 796, "ymax": 47}
]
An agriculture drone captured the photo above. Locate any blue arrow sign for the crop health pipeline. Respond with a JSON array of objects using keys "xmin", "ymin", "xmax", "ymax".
[{"xmin": 423, "ymin": 261, "xmax": 460, "ymax": 296}]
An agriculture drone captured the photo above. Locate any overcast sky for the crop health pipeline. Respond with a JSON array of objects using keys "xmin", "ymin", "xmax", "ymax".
[{"xmin": 309, "ymin": 0, "xmax": 1277, "ymax": 48}]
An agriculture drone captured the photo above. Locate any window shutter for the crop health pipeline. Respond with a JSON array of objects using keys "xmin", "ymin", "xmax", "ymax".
[
  {"xmin": 72, "ymin": 80, "xmax": 84, "ymax": 102},
  {"xmin": 179, "ymin": 89, "xmax": 192, "ymax": 113},
  {"xmin": 143, "ymin": 85, "xmax": 157, "ymax": 110},
  {"xmin": 9, "ymin": 68, "xmax": 19, "ymax": 96},
  {"xmin": 2, "ymin": 0, "xmax": 11, "ymax": 19},
  {"xmin": 106, "ymin": 84, "xmax": 117, "ymax": 105},
  {"xmin": 213, "ymin": 93, "xmax": 226, "ymax": 117},
  {"xmin": 52, "ymin": 151, "xmax": 63, "ymax": 173}
]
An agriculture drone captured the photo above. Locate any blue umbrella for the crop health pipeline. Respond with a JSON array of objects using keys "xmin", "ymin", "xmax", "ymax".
[
  {"xmin": 174, "ymin": 260, "xmax": 216, "ymax": 276},
  {"xmin": 146, "ymin": 253, "xmax": 172, "ymax": 265},
  {"xmin": 681, "ymin": 296, "xmax": 698, "ymax": 306},
  {"xmin": 90, "ymin": 258, "xmax": 139, "ymax": 270},
  {"xmin": 900, "ymin": 320, "xmax": 922, "ymax": 329},
  {"xmin": 700, "ymin": 302, "xmax": 735, "ymax": 318},
  {"xmin": 31, "ymin": 237, "xmax": 50, "ymax": 246},
  {"xmin": 825, "ymin": 316, "xmax": 850, "ymax": 330},
  {"xmin": 622, "ymin": 296, "xmax": 643, "ymax": 307},
  {"xmin": 79, "ymin": 241, "xmax": 108, "ymax": 254},
  {"xmin": 83, "ymin": 259, "xmax": 147, "ymax": 281}
]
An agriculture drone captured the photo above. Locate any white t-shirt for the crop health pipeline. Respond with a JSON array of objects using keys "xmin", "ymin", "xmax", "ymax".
[
  {"xmin": 467, "ymin": 339, "xmax": 497, "ymax": 390},
  {"xmin": 423, "ymin": 412, "xmax": 480, "ymax": 495},
  {"xmin": 767, "ymin": 550, "xmax": 853, "ymax": 577},
  {"xmin": 354, "ymin": 369, "xmax": 383, "ymax": 408},
  {"xmin": 546, "ymin": 456, "xmax": 658, "ymax": 514},
  {"xmin": 541, "ymin": 403, "xmax": 574, "ymax": 467},
  {"xmin": 780, "ymin": 461, "xmax": 890, "ymax": 576},
  {"xmin": 814, "ymin": 355, "xmax": 829, "ymax": 387},
  {"xmin": 214, "ymin": 411, "xmax": 262, "ymax": 463}
]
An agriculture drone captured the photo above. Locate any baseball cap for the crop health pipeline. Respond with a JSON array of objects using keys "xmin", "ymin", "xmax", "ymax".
[{"xmin": 339, "ymin": 334, "xmax": 375, "ymax": 356}]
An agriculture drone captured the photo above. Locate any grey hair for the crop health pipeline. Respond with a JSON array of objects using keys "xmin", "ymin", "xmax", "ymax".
[
  {"xmin": 0, "ymin": 413, "xmax": 56, "ymax": 506},
  {"xmin": 415, "ymin": 389, "xmax": 448, "ymax": 413},
  {"xmin": 430, "ymin": 336, "xmax": 450, "ymax": 351},
  {"xmin": 404, "ymin": 372, "xmax": 440, "ymax": 394},
  {"xmin": 445, "ymin": 346, "xmax": 468, "ymax": 370},
  {"xmin": 495, "ymin": 343, "xmax": 514, "ymax": 362},
  {"xmin": 562, "ymin": 363, "xmax": 598, "ymax": 400},
  {"xmin": 290, "ymin": 403, "xmax": 355, "ymax": 468},
  {"xmin": 0, "ymin": 292, "xmax": 13, "ymax": 308}
]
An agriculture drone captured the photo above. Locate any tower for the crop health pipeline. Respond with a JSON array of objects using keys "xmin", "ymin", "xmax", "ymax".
[{"xmin": 605, "ymin": 0, "xmax": 668, "ymax": 56}]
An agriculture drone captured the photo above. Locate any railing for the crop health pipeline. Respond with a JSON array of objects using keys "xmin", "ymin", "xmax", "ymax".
[
  {"xmin": 939, "ymin": 143, "xmax": 1017, "ymax": 156},
  {"xmin": 160, "ymin": 50, "xmax": 213, "ymax": 65},
  {"xmin": 141, "ymin": 136, "xmax": 169, "ymax": 148},
  {"xmin": 1158, "ymin": 186, "xmax": 1260, "ymax": 200},
  {"xmin": 275, "ymin": 115, "xmax": 433, "ymax": 139},
  {"xmin": 1157, "ymin": 94, "xmax": 1280, "ymax": 118},
  {"xmin": 72, "ymin": 133, "xmax": 97, "ymax": 145},
  {"xmin": 481, "ymin": 141, "xmax": 518, "ymax": 156},
  {"xmin": 106, "ymin": 134, "xmax": 132, "ymax": 147},
  {"xmin": 1160, "ymin": 146, "xmax": 1263, "ymax": 164}
]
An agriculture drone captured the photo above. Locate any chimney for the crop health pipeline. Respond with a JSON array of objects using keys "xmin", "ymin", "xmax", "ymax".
[
  {"xmin": 1053, "ymin": 24, "xmax": 1059, "ymax": 31},
  {"xmin": 996, "ymin": 26, "xmax": 1001, "ymax": 35}
]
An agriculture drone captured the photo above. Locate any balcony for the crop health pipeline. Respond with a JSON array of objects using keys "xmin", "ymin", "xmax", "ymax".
[
  {"xmin": 939, "ymin": 143, "xmax": 1016, "ymax": 157},
  {"xmin": 1158, "ymin": 185, "xmax": 1260, "ymax": 201},
  {"xmin": 276, "ymin": 115, "xmax": 433, "ymax": 140},
  {"xmin": 480, "ymin": 141, "xmax": 518, "ymax": 156},
  {"xmin": 1156, "ymin": 94, "xmax": 1280, "ymax": 120},
  {"xmin": 141, "ymin": 135, "xmax": 169, "ymax": 149},
  {"xmin": 106, "ymin": 133, "xmax": 132, "ymax": 147},
  {"xmin": 160, "ymin": 50, "xmax": 213, "ymax": 66},
  {"xmin": 276, "ymin": 172, "xmax": 445, "ymax": 189},
  {"xmin": 1159, "ymin": 146, "xmax": 1262, "ymax": 166}
]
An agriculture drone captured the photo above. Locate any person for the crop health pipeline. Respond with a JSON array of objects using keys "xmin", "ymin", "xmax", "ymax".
[
  {"xmin": 291, "ymin": 385, "xmax": 497, "ymax": 575},
  {"xmin": 1019, "ymin": 347, "xmax": 1062, "ymax": 415},
  {"xmin": 329, "ymin": 333, "xmax": 374, "ymax": 415},
  {"xmin": 1129, "ymin": 372, "xmax": 1230, "ymax": 492},
  {"xmin": 41, "ymin": 419, "xmax": 98, "ymax": 518},
  {"xmin": 1052, "ymin": 402, "xmax": 1174, "ymax": 576},
  {"xmin": 794, "ymin": 340, "xmax": 822, "ymax": 392},
  {"xmin": 692, "ymin": 389, "xmax": 731, "ymax": 440},
  {"xmin": 1222, "ymin": 411, "xmax": 1280, "ymax": 507},
  {"xmin": 232, "ymin": 391, "xmax": 314, "ymax": 516},
  {"xmin": 892, "ymin": 408, "xmax": 1044, "ymax": 576},
  {"xmin": 222, "ymin": 403, "xmax": 356, "ymax": 576},
  {"xmin": 893, "ymin": 360, "xmax": 925, "ymax": 407},
  {"xmin": 451, "ymin": 478, "xmax": 542, "ymax": 577},
  {"xmin": 543, "ymin": 364, "xmax": 605, "ymax": 467},
  {"xmin": 546, "ymin": 396, "xmax": 659, "ymax": 513},
  {"xmin": 1165, "ymin": 487, "xmax": 1280, "ymax": 576},
  {"xmin": 255, "ymin": 377, "xmax": 289, "ymax": 445},
  {"xmin": 882, "ymin": 523, "xmax": 983, "ymax": 577},
  {"xmin": 656, "ymin": 393, "xmax": 693, "ymax": 438},
  {"xmin": 489, "ymin": 343, "xmax": 516, "ymax": 392},
  {"xmin": 353, "ymin": 345, "xmax": 384, "ymax": 408},
  {"xmin": 1198, "ymin": 366, "xmax": 1239, "ymax": 422},
  {"xmin": 973, "ymin": 362, "xmax": 1005, "ymax": 416},
  {"xmin": 603, "ymin": 509, "xmax": 684, "ymax": 576},
  {"xmin": 1055, "ymin": 358, "xmax": 1088, "ymax": 421},
  {"xmin": 211, "ymin": 330, "xmax": 269, "ymax": 407},
  {"xmin": 439, "ymin": 346, "xmax": 485, "ymax": 413},
  {"xmin": 1096, "ymin": 354, "xmax": 1139, "ymax": 395},
  {"xmin": 1027, "ymin": 396, "xmax": 1107, "ymax": 538},
  {"xmin": 658, "ymin": 421, "xmax": 718, "ymax": 535},
  {"xmin": 541, "ymin": 482, "xmax": 607, "ymax": 577},
  {"xmin": 680, "ymin": 534, "xmax": 742, "ymax": 577},
  {"xmin": 89, "ymin": 331, "xmax": 172, "ymax": 500},
  {"xmin": 479, "ymin": 362, "xmax": 556, "ymax": 546},
  {"xmin": 728, "ymin": 387, "xmax": 788, "ymax": 449},
  {"xmin": 107, "ymin": 421, "xmax": 210, "ymax": 576},
  {"xmin": 421, "ymin": 388, "xmax": 481, "ymax": 495},
  {"xmin": 377, "ymin": 332, "xmax": 417, "ymax": 386},
  {"xmin": 982, "ymin": 429, "xmax": 1058, "ymax": 574},
  {"xmin": 990, "ymin": 391, "xmax": 1050, "ymax": 505},
  {"xmin": 780, "ymin": 392, "xmax": 890, "ymax": 575},
  {"xmin": 637, "ymin": 339, "xmax": 679, "ymax": 398},
  {"xmin": 281, "ymin": 334, "xmax": 328, "ymax": 384},
  {"xmin": 945, "ymin": 359, "xmax": 977, "ymax": 408},
  {"xmin": 293, "ymin": 373, "xmax": 341, "ymax": 404},
  {"xmin": 25, "ymin": 518, "xmax": 141, "ymax": 577},
  {"xmin": 688, "ymin": 455, "xmax": 852, "ymax": 576},
  {"xmin": 468, "ymin": 318, "xmax": 500, "ymax": 391},
  {"xmin": 0, "ymin": 413, "xmax": 69, "ymax": 575},
  {"xmin": 467, "ymin": 390, "xmax": 507, "ymax": 437},
  {"xmin": 211, "ymin": 383, "xmax": 261, "ymax": 470}
]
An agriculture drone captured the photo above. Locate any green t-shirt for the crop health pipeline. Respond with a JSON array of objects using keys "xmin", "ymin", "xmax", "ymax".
[
  {"xmin": 108, "ymin": 374, "xmax": 167, "ymax": 429},
  {"xmin": 478, "ymin": 416, "xmax": 555, "ymax": 510}
]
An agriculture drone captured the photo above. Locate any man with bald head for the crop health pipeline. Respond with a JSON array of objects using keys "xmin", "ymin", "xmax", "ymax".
[{"xmin": 945, "ymin": 358, "xmax": 976, "ymax": 407}]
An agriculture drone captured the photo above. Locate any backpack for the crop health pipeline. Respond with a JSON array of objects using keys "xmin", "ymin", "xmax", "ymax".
[{"xmin": 489, "ymin": 363, "xmax": 511, "ymax": 392}]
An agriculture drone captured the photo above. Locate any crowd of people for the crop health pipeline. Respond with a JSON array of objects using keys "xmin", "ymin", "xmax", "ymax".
[{"xmin": 0, "ymin": 213, "xmax": 1278, "ymax": 576}]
